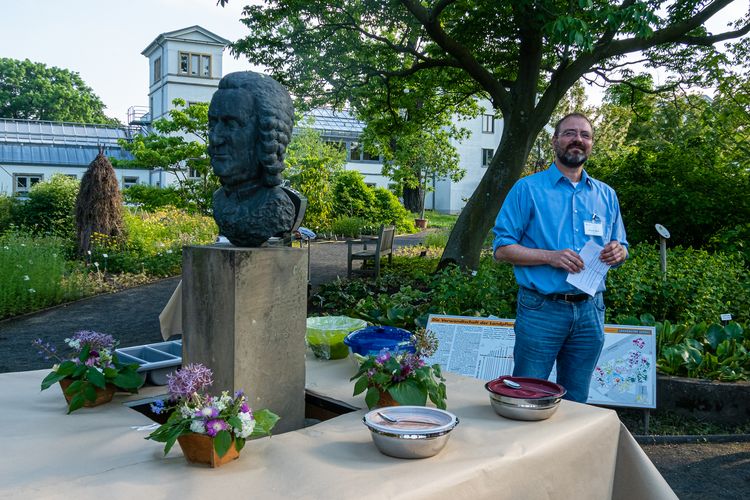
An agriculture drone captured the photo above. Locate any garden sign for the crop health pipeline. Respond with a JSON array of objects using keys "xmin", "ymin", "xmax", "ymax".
[{"xmin": 423, "ymin": 314, "xmax": 656, "ymax": 409}]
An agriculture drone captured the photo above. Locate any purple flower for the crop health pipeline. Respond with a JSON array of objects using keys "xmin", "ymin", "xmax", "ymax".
[
  {"xmin": 195, "ymin": 406, "xmax": 219, "ymax": 418},
  {"xmin": 167, "ymin": 363, "xmax": 214, "ymax": 400},
  {"xmin": 205, "ymin": 419, "xmax": 229, "ymax": 437},
  {"xmin": 71, "ymin": 330, "xmax": 115, "ymax": 351},
  {"xmin": 240, "ymin": 402, "xmax": 250, "ymax": 413},
  {"xmin": 375, "ymin": 350, "xmax": 391, "ymax": 364}
]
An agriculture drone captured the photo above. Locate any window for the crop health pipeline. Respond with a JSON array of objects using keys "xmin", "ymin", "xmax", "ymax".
[
  {"xmin": 482, "ymin": 148, "xmax": 494, "ymax": 167},
  {"xmin": 349, "ymin": 141, "xmax": 362, "ymax": 161},
  {"xmin": 482, "ymin": 114, "xmax": 495, "ymax": 134},
  {"xmin": 153, "ymin": 57, "xmax": 161, "ymax": 83},
  {"xmin": 362, "ymin": 150, "xmax": 380, "ymax": 162},
  {"xmin": 179, "ymin": 52, "xmax": 211, "ymax": 77},
  {"xmin": 325, "ymin": 140, "xmax": 345, "ymax": 153},
  {"xmin": 13, "ymin": 174, "xmax": 43, "ymax": 196},
  {"xmin": 123, "ymin": 176, "xmax": 139, "ymax": 189},
  {"xmin": 188, "ymin": 167, "xmax": 201, "ymax": 179}
]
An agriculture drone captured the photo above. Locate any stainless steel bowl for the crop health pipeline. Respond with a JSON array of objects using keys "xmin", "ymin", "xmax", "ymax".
[
  {"xmin": 488, "ymin": 392, "xmax": 561, "ymax": 421},
  {"xmin": 363, "ymin": 406, "xmax": 459, "ymax": 459}
]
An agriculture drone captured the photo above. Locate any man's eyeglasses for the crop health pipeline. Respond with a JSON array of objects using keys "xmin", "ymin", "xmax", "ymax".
[{"xmin": 560, "ymin": 129, "xmax": 593, "ymax": 140}]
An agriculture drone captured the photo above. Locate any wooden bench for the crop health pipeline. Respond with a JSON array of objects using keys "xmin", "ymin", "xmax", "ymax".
[{"xmin": 346, "ymin": 224, "xmax": 395, "ymax": 279}]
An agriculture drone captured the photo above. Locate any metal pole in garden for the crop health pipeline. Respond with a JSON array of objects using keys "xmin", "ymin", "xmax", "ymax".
[{"xmin": 655, "ymin": 224, "xmax": 671, "ymax": 280}]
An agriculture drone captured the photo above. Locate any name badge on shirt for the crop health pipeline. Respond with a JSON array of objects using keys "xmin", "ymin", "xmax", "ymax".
[{"xmin": 584, "ymin": 220, "xmax": 604, "ymax": 237}]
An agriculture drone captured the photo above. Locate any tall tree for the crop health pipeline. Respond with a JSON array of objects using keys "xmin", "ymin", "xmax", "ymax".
[
  {"xmin": 0, "ymin": 58, "xmax": 117, "ymax": 124},
  {"xmin": 226, "ymin": 0, "xmax": 750, "ymax": 269},
  {"xmin": 117, "ymin": 99, "xmax": 217, "ymax": 215}
]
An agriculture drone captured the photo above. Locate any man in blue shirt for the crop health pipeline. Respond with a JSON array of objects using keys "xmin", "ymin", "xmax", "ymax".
[{"xmin": 493, "ymin": 113, "xmax": 628, "ymax": 403}]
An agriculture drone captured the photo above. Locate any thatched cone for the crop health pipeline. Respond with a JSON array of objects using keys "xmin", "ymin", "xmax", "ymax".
[{"xmin": 75, "ymin": 149, "xmax": 124, "ymax": 256}]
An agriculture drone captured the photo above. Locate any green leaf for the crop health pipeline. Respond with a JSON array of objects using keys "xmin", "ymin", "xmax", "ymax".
[
  {"xmin": 725, "ymin": 323, "xmax": 743, "ymax": 341},
  {"xmin": 113, "ymin": 371, "xmax": 143, "ymax": 390},
  {"xmin": 705, "ymin": 324, "xmax": 726, "ymax": 351},
  {"xmin": 83, "ymin": 383, "xmax": 97, "ymax": 402},
  {"xmin": 41, "ymin": 371, "xmax": 67, "ymax": 390},
  {"xmin": 55, "ymin": 361, "xmax": 77, "ymax": 377},
  {"xmin": 87, "ymin": 367, "xmax": 106, "ymax": 389},
  {"xmin": 68, "ymin": 393, "xmax": 86, "ymax": 414},
  {"xmin": 252, "ymin": 409, "xmax": 281, "ymax": 437},
  {"xmin": 65, "ymin": 379, "xmax": 83, "ymax": 395},
  {"xmin": 235, "ymin": 437, "xmax": 246, "ymax": 452},
  {"xmin": 78, "ymin": 344, "xmax": 91, "ymax": 363},
  {"xmin": 214, "ymin": 430, "xmax": 232, "ymax": 458},
  {"xmin": 352, "ymin": 376, "xmax": 369, "ymax": 396},
  {"xmin": 389, "ymin": 379, "xmax": 427, "ymax": 406},
  {"xmin": 365, "ymin": 386, "xmax": 380, "ymax": 409}
]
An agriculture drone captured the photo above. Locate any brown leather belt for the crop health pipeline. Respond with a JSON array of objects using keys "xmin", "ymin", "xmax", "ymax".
[{"xmin": 547, "ymin": 292, "xmax": 590, "ymax": 303}]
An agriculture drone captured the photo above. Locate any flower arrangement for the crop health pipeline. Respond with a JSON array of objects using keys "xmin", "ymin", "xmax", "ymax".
[
  {"xmin": 35, "ymin": 330, "xmax": 143, "ymax": 413},
  {"xmin": 146, "ymin": 363, "xmax": 280, "ymax": 459},
  {"xmin": 351, "ymin": 328, "xmax": 447, "ymax": 409}
]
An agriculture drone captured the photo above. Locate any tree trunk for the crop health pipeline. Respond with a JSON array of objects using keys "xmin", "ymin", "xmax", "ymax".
[
  {"xmin": 402, "ymin": 185, "xmax": 423, "ymax": 213},
  {"xmin": 437, "ymin": 116, "xmax": 537, "ymax": 270}
]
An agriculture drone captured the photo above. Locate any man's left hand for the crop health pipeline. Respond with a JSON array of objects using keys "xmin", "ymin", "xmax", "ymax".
[{"xmin": 600, "ymin": 241, "xmax": 627, "ymax": 265}]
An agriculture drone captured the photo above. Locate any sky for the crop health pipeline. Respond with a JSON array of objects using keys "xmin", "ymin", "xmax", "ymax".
[
  {"xmin": 0, "ymin": 0, "xmax": 260, "ymax": 123},
  {"xmin": 0, "ymin": 1, "xmax": 747, "ymax": 124}
]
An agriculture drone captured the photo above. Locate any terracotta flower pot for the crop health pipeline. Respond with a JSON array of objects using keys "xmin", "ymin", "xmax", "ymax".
[
  {"xmin": 414, "ymin": 218, "xmax": 428, "ymax": 229},
  {"xmin": 59, "ymin": 378, "xmax": 116, "ymax": 407},
  {"xmin": 377, "ymin": 390, "xmax": 400, "ymax": 408},
  {"xmin": 177, "ymin": 433, "xmax": 240, "ymax": 468}
]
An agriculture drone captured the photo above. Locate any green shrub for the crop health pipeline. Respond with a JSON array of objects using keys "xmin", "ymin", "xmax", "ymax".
[
  {"xmin": 708, "ymin": 223, "xmax": 750, "ymax": 266},
  {"xmin": 332, "ymin": 171, "xmax": 376, "ymax": 220},
  {"xmin": 0, "ymin": 194, "xmax": 18, "ymax": 234},
  {"xmin": 91, "ymin": 207, "xmax": 217, "ymax": 276},
  {"xmin": 329, "ymin": 216, "xmax": 369, "ymax": 238},
  {"xmin": 123, "ymin": 184, "xmax": 190, "ymax": 212},
  {"xmin": 423, "ymin": 229, "xmax": 450, "ymax": 248},
  {"xmin": 14, "ymin": 174, "xmax": 79, "ymax": 238},
  {"xmin": 607, "ymin": 244, "xmax": 749, "ymax": 325},
  {"xmin": 372, "ymin": 187, "xmax": 415, "ymax": 233}
]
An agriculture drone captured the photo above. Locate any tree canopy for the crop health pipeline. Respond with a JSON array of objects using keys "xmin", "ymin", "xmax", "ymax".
[
  {"xmin": 227, "ymin": 0, "xmax": 750, "ymax": 269},
  {"xmin": 0, "ymin": 58, "xmax": 117, "ymax": 124}
]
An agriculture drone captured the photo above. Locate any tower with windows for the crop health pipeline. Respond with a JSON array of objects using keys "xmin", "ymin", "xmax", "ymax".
[{"xmin": 140, "ymin": 26, "xmax": 230, "ymax": 124}]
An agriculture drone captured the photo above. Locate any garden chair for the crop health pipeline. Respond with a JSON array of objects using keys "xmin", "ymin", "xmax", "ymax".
[{"xmin": 347, "ymin": 224, "xmax": 395, "ymax": 279}]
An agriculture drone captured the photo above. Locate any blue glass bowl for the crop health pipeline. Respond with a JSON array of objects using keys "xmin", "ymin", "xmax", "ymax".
[{"xmin": 343, "ymin": 326, "xmax": 415, "ymax": 357}]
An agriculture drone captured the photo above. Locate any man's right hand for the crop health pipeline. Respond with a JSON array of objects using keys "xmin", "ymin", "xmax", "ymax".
[{"xmin": 547, "ymin": 249, "xmax": 584, "ymax": 273}]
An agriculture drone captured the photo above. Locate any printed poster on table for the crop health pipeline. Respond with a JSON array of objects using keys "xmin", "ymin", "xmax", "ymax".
[{"xmin": 423, "ymin": 314, "xmax": 656, "ymax": 409}]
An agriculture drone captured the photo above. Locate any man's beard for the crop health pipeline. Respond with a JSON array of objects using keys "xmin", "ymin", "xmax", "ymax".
[{"xmin": 555, "ymin": 143, "xmax": 588, "ymax": 168}]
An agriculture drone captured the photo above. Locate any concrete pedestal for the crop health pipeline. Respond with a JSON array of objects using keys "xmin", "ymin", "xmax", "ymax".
[{"xmin": 182, "ymin": 245, "xmax": 308, "ymax": 434}]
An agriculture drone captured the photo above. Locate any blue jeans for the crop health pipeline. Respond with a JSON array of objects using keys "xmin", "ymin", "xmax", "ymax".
[{"xmin": 512, "ymin": 287, "xmax": 605, "ymax": 403}]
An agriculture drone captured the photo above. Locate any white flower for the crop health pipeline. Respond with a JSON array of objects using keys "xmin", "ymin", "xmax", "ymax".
[
  {"xmin": 87, "ymin": 250, "xmax": 91, "ymax": 255},
  {"xmin": 215, "ymin": 392, "xmax": 232, "ymax": 411},
  {"xmin": 102, "ymin": 253, "xmax": 108, "ymax": 258},
  {"xmin": 233, "ymin": 412, "xmax": 256, "ymax": 438},
  {"xmin": 28, "ymin": 288, "xmax": 36, "ymax": 293},
  {"xmin": 23, "ymin": 275, "xmax": 30, "ymax": 281},
  {"xmin": 179, "ymin": 406, "xmax": 193, "ymax": 419},
  {"xmin": 94, "ymin": 262, "xmax": 99, "ymax": 268},
  {"xmin": 190, "ymin": 420, "xmax": 207, "ymax": 434},
  {"xmin": 166, "ymin": 249, "xmax": 173, "ymax": 254}
]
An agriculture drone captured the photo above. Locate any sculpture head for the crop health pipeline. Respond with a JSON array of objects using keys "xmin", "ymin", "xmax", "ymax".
[{"xmin": 208, "ymin": 72, "xmax": 294, "ymax": 190}]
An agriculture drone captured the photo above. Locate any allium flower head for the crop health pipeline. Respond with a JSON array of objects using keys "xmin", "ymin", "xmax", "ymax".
[
  {"xmin": 167, "ymin": 363, "xmax": 213, "ymax": 399},
  {"xmin": 71, "ymin": 330, "xmax": 115, "ymax": 351}
]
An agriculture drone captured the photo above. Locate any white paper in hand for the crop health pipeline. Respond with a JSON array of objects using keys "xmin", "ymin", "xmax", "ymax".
[{"xmin": 566, "ymin": 240, "xmax": 610, "ymax": 296}]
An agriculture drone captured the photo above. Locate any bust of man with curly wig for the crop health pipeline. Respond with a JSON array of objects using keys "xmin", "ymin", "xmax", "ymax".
[{"xmin": 208, "ymin": 71, "xmax": 299, "ymax": 247}]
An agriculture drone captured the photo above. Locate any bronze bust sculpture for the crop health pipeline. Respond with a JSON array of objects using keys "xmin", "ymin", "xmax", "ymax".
[{"xmin": 209, "ymin": 71, "xmax": 303, "ymax": 247}]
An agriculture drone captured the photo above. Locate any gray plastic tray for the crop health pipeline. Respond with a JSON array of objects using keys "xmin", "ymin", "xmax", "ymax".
[{"xmin": 116, "ymin": 340, "xmax": 182, "ymax": 385}]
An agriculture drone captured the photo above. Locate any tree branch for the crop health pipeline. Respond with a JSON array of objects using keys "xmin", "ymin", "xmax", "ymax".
[{"xmin": 399, "ymin": 0, "xmax": 511, "ymax": 113}]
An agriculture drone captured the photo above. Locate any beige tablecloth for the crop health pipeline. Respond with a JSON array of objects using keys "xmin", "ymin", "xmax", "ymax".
[{"xmin": 0, "ymin": 361, "xmax": 676, "ymax": 500}]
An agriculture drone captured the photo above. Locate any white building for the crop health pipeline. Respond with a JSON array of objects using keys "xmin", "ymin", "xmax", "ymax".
[{"xmin": 0, "ymin": 25, "xmax": 502, "ymax": 213}]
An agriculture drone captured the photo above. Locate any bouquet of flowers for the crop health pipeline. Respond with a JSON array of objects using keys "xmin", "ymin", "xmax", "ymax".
[
  {"xmin": 351, "ymin": 329, "xmax": 447, "ymax": 409},
  {"xmin": 146, "ymin": 363, "xmax": 280, "ymax": 459},
  {"xmin": 35, "ymin": 330, "xmax": 142, "ymax": 413}
]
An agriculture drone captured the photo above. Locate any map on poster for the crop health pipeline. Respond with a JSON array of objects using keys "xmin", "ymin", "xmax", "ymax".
[{"xmin": 423, "ymin": 314, "xmax": 656, "ymax": 409}]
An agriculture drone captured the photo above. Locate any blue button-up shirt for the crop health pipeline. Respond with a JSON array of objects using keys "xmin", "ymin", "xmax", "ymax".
[{"xmin": 493, "ymin": 165, "xmax": 628, "ymax": 295}]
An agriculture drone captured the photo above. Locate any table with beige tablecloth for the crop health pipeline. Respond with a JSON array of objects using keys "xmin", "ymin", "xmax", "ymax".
[{"xmin": 0, "ymin": 358, "xmax": 676, "ymax": 500}]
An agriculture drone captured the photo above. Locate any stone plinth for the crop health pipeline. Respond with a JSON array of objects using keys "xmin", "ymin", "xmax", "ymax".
[{"xmin": 182, "ymin": 245, "xmax": 308, "ymax": 434}]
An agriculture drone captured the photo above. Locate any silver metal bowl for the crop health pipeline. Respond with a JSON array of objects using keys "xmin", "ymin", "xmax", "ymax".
[
  {"xmin": 487, "ymin": 392, "xmax": 561, "ymax": 421},
  {"xmin": 363, "ymin": 406, "xmax": 459, "ymax": 459}
]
